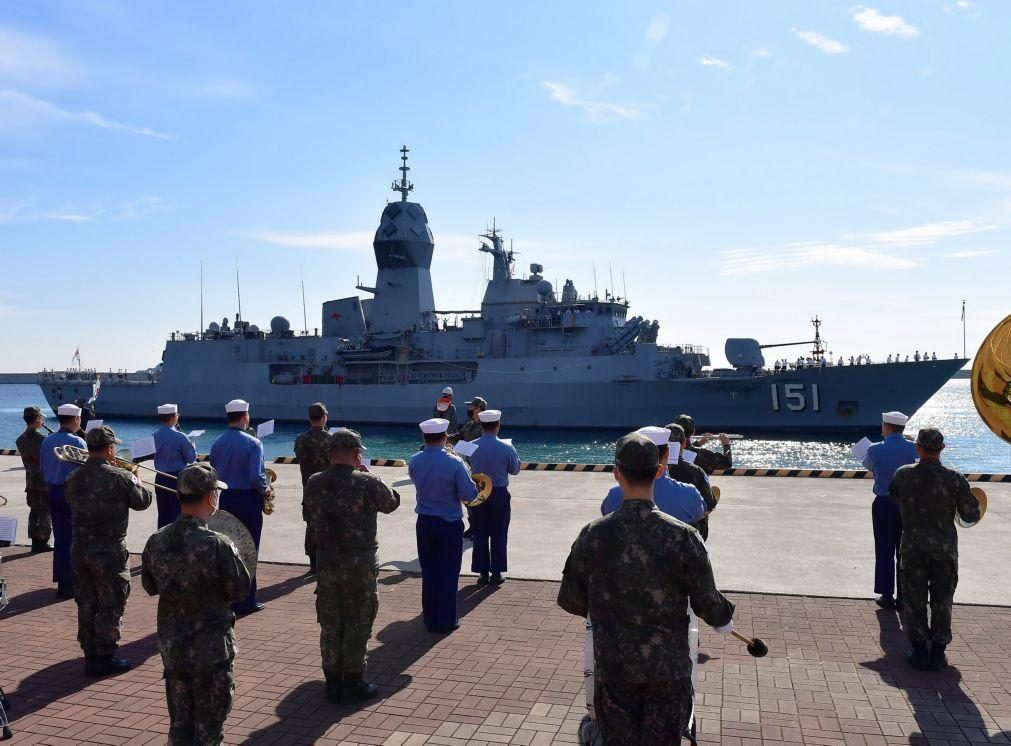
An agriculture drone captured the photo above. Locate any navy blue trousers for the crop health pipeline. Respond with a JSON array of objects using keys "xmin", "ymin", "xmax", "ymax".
[
  {"xmin": 416, "ymin": 515, "xmax": 463, "ymax": 631},
  {"xmin": 49, "ymin": 484, "xmax": 73, "ymax": 588},
  {"xmin": 872, "ymin": 494, "xmax": 903, "ymax": 597},
  {"xmin": 155, "ymin": 471, "xmax": 181, "ymax": 529},
  {"xmin": 219, "ymin": 489, "xmax": 263, "ymax": 611},
  {"xmin": 470, "ymin": 487, "xmax": 511, "ymax": 573}
]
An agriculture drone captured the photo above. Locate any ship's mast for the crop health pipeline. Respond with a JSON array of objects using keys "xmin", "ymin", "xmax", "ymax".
[
  {"xmin": 811, "ymin": 316, "xmax": 824, "ymax": 359},
  {"xmin": 392, "ymin": 145, "xmax": 414, "ymax": 202}
]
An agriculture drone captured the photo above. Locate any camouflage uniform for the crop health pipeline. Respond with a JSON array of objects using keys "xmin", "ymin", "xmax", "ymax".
[
  {"xmin": 666, "ymin": 426, "xmax": 716, "ymax": 540},
  {"xmin": 457, "ymin": 418, "xmax": 483, "ymax": 443},
  {"xmin": 64, "ymin": 443, "xmax": 152, "ymax": 661},
  {"xmin": 889, "ymin": 454, "xmax": 979, "ymax": 649},
  {"xmin": 675, "ymin": 414, "xmax": 732, "ymax": 475},
  {"xmin": 558, "ymin": 499, "xmax": 734, "ymax": 744},
  {"xmin": 304, "ymin": 460, "xmax": 400, "ymax": 682},
  {"xmin": 16, "ymin": 423, "xmax": 52, "ymax": 546},
  {"xmin": 142, "ymin": 499, "xmax": 251, "ymax": 746},
  {"xmin": 294, "ymin": 426, "xmax": 332, "ymax": 562}
]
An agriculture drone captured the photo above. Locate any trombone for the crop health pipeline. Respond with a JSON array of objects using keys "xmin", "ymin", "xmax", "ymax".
[{"xmin": 54, "ymin": 445, "xmax": 181, "ymax": 493}]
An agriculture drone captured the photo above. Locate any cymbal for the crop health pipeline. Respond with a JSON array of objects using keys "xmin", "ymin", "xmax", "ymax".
[{"xmin": 957, "ymin": 486, "xmax": 988, "ymax": 528}]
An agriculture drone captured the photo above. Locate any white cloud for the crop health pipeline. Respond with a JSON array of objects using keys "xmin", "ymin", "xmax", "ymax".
[
  {"xmin": 943, "ymin": 0, "xmax": 981, "ymax": 18},
  {"xmin": 943, "ymin": 249, "xmax": 997, "ymax": 259},
  {"xmin": 0, "ymin": 88, "xmax": 176, "ymax": 139},
  {"xmin": 540, "ymin": 81, "xmax": 650, "ymax": 121},
  {"xmin": 117, "ymin": 196, "xmax": 171, "ymax": 220},
  {"xmin": 720, "ymin": 242, "xmax": 918, "ymax": 276},
  {"xmin": 793, "ymin": 29, "xmax": 850, "ymax": 54},
  {"xmin": 0, "ymin": 24, "xmax": 80, "ymax": 88},
  {"xmin": 634, "ymin": 12, "xmax": 670, "ymax": 69},
  {"xmin": 0, "ymin": 200, "xmax": 95, "ymax": 224},
  {"xmin": 695, "ymin": 55, "xmax": 733, "ymax": 72},
  {"xmin": 752, "ymin": 48, "xmax": 773, "ymax": 59},
  {"xmin": 860, "ymin": 220, "xmax": 995, "ymax": 247},
  {"xmin": 850, "ymin": 7, "xmax": 920, "ymax": 38}
]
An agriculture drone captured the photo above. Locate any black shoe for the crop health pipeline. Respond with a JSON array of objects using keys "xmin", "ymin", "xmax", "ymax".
[
  {"xmin": 907, "ymin": 644, "xmax": 930, "ymax": 670},
  {"xmin": 84, "ymin": 656, "xmax": 95, "ymax": 676},
  {"xmin": 307, "ymin": 557, "xmax": 317, "ymax": 575},
  {"xmin": 477, "ymin": 572, "xmax": 490, "ymax": 586},
  {"xmin": 92, "ymin": 655, "xmax": 131, "ymax": 676},
  {"xmin": 490, "ymin": 572, "xmax": 504, "ymax": 586},
  {"xmin": 875, "ymin": 595, "xmax": 896, "ymax": 610},
  {"xmin": 895, "ymin": 597, "xmax": 904, "ymax": 611},
  {"xmin": 236, "ymin": 602, "xmax": 266, "ymax": 615},
  {"xmin": 341, "ymin": 674, "xmax": 378, "ymax": 701},
  {"xmin": 56, "ymin": 584, "xmax": 74, "ymax": 599},
  {"xmin": 324, "ymin": 674, "xmax": 342, "ymax": 703},
  {"xmin": 929, "ymin": 644, "xmax": 948, "ymax": 670},
  {"xmin": 31, "ymin": 541, "xmax": 53, "ymax": 554},
  {"xmin": 463, "ymin": 527, "xmax": 474, "ymax": 539},
  {"xmin": 428, "ymin": 623, "xmax": 460, "ymax": 634}
]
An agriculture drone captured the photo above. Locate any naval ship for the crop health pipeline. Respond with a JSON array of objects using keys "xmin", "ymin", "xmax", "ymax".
[{"xmin": 38, "ymin": 148, "xmax": 964, "ymax": 434}]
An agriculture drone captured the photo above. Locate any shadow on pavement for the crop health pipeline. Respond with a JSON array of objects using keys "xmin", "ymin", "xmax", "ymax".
[
  {"xmin": 256, "ymin": 572, "xmax": 316, "ymax": 604},
  {"xmin": 8, "ymin": 632, "xmax": 160, "ymax": 721},
  {"xmin": 0, "ymin": 586, "xmax": 71, "ymax": 620},
  {"xmin": 0, "ymin": 547, "xmax": 36, "ymax": 564},
  {"xmin": 241, "ymin": 575, "xmax": 498, "ymax": 744},
  {"xmin": 861, "ymin": 608, "xmax": 1011, "ymax": 744}
]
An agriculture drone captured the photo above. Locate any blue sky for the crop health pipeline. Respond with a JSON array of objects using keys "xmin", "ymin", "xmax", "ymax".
[{"xmin": 0, "ymin": 1, "xmax": 1007, "ymax": 371}]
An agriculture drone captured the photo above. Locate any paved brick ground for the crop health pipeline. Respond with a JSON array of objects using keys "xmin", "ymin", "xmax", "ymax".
[{"xmin": 1, "ymin": 548, "xmax": 1010, "ymax": 745}]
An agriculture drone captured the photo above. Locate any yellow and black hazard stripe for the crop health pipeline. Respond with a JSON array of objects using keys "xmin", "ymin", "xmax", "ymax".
[{"xmin": 271, "ymin": 456, "xmax": 406, "ymax": 468}]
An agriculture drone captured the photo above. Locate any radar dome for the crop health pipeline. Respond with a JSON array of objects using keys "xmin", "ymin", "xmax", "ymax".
[
  {"xmin": 536, "ymin": 279, "xmax": 554, "ymax": 296},
  {"xmin": 207, "ymin": 321, "xmax": 220, "ymax": 332},
  {"xmin": 248, "ymin": 324, "xmax": 260, "ymax": 334},
  {"xmin": 270, "ymin": 316, "xmax": 291, "ymax": 334}
]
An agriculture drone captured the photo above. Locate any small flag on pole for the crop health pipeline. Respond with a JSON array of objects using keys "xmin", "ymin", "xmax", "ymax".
[
  {"xmin": 71, "ymin": 346, "xmax": 81, "ymax": 367},
  {"xmin": 961, "ymin": 300, "xmax": 965, "ymax": 322}
]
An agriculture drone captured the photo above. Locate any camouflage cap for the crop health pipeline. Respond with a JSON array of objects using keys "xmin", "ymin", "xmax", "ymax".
[
  {"xmin": 465, "ymin": 396, "xmax": 488, "ymax": 410},
  {"xmin": 674, "ymin": 414, "xmax": 696, "ymax": 436},
  {"xmin": 329, "ymin": 427, "xmax": 367, "ymax": 451},
  {"xmin": 916, "ymin": 427, "xmax": 945, "ymax": 451},
  {"xmin": 308, "ymin": 402, "xmax": 328, "ymax": 419},
  {"xmin": 665, "ymin": 423, "xmax": 686, "ymax": 441},
  {"xmin": 614, "ymin": 432, "xmax": 659, "ymax": 473},
  {"xmin": 177, "ymin": 463, "xmax": 228, "ymax": 495},
  {"xmin": 23, "ymin": 405, "xmax": 42, "ymax": 421},
  {"xmin": 85, "ymin": 425, "xmax": 121, "ymax": 448}
]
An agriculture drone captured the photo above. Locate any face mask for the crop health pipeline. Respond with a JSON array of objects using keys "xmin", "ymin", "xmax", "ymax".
[{"xmin": 209, "ymin": 491, "xmax": 219, "ymax": 516}]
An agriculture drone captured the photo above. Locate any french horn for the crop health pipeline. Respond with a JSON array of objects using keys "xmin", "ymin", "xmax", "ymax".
[{"xmin": 262, "ymin": 467, "xmax": 278, "ymax": 515}]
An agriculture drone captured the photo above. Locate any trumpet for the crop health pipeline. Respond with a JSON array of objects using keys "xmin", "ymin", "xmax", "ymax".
[
  {"xmin": 262, "ymin": 468, "xmax": 278, "ymax": 515},
  {"xmin": 41, "ymin": 423, "xmax": 55, "ymax": 435},
  {"xmin": 694, "ymin": 433, "xmax": 743, "ymax": 441}
]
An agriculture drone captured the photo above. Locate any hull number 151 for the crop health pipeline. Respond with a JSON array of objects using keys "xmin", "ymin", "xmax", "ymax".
[{"xmin": 771, "ymin": 383, "xmax": 821, "ymax": 412}]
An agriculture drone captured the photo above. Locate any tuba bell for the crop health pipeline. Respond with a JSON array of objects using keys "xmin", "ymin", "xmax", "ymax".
[
  {"xmin": 262, "ymin": 467, "xmax": 278, "ymax": 515},
  {"xmin": 465, "ymin": 473, "xmax": 494, "ymax": 507}
]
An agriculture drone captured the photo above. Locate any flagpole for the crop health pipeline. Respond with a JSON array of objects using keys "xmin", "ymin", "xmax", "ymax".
[{"xmin": 962, "ymin": 299, "xmax": 966, "ymax": 359}]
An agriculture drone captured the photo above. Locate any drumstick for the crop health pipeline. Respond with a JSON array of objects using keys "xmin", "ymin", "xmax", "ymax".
[{"xmin": 731, "ymin": 630, "xmax": 769, "ymax": 657}]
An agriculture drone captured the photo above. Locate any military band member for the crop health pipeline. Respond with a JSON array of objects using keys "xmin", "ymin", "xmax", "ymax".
[
  {"xmin": 467, "ymin": 410, "xmax": 520, "ymax": 586},
  {"xmin": 409, "ymin": 418, "xmax": 478, "ymax": 633},
  {"xmin": 455, "ymin": 396, "xmax": 487, "ymax": 540},
  {"xmin": 153, "ymin": 403, "xmax": 197, "ymax": 529},
  {"xmin": 665, "ymin": 423, "xmax": 717, "ymax": 539},
  {"xmin": 294, "ymin": 402, "xmax": 332, "ymax": 575},
  {"xmin": 432, "ymin": 386, "xmax": 459, "ymax": 436},
  {"xmin": 40, "ymin": 402, "xmax": 87, "ymax": 598},
  {"xmin": 142, "ymin": 463, "xmax": 251, "ymax": 745},
  {"xmin": 64, "ymin": 426, "xmax": 153, "ymax": 676},
  {"xmin": 304, "ymin": 429, "xmax": 400, "ymax": 702},
  {"xmin": 863, "ymin": 411, "xmax": 917, "ymax": 610},
  {"xmin": 601, "ymin": 426, "xmax": 707, "ymax": 527},
  {"xmin": 16, "ymin": 406, "xmax": 53, "ymax": 553},
  {"xmin": 209, "ymin": 398, "xmax": 272, "ymax": 614},
  {"xmin": 558, "ymin": 433, "xmax": 735, "ymax": 744},
  {"xmin": 889, "ymin": 428, "xmax": 979, "ymax": 670},
  {"xmin": 674, "ymin": 413, "xmax": 733, "ymax": 475}
]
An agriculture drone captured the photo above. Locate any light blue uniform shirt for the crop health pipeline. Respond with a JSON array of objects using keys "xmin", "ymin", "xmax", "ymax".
[
  {"xmin": 601, "ymin": 475, "xmax": 707, "ymax": 524},
  {"xmin": 863, "ymin": 433, "xmax": 918, "ymax": 497},
  {"xmin": 467, "ymin": 434, "xmax": 521, "ymax": 488},
  {"xmin": 209, "ymin": 427, "xmax": 267, "ymax": 493},
  {"xmin": 409, "ymin": 445, "xmax": 478, "ymax": 522},
  {"xmin": 153, "ymin": 425, "xmax": 197, "ymax": 473},
  {"xmin": 40, "ymin": 429, "xmax": 87, "ymax": 486}
]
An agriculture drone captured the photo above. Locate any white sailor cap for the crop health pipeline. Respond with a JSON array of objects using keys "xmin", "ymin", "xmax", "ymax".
[
  {"xmin": 635, "ymin": 426, "xmax": 672, "ymax": 447},
  {"xmin": 225, "ymin": 399, "xmax": 250, "ymax": 413},
  {"xmin": 441, "ymin": 386, "xmax": 454, "ymax": 396},
  {"xmin": 420, "ymin": 418, "xmax": 450, "ymax": 434},
  {"xmin": 157, "ymin": 403, "xmax": 178, "ymax": 415},
  {"xmin": 57, "ymin": 403, "xmax": 82, "ymax": 416},
  {"xmin": 882, "ymin": 411, "xmax": 909, "ymax": 426},
  {"xmin": 478, "ymin": 409, "xmax": 502, "ymax": 423}
]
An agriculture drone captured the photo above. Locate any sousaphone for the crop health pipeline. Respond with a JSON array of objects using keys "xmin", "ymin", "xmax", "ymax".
[{"xmin": 965, "ymin": 314, "xmax": 1011, "ymax": 527}]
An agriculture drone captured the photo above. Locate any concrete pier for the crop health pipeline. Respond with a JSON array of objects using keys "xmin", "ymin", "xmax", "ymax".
[{"xmin": 2, "ymin": 455, "xmax": 1007, "ymax": 605}]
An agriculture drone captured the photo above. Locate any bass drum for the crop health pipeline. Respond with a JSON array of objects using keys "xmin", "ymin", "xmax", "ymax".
[{"xmin": 207, "ymin": 509, "xmax": 258, "ymax": 581}]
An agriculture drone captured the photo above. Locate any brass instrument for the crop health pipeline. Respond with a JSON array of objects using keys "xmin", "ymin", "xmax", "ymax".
[
  {"xmin": 966, "ymin": 314, "xmax": 1011, "ymax": 528},
  {"xmin": 695, "ymin": 433, "xmax": 743, "ymax": 441},
  {"xmin": 262, "ymin": 468, "xmax": 278, "ymax": 515},
  {"xmin": 956, "ymin": 487, "xmax": 988, "ymax": 528},
  {"xmin": 710, "ymin": 484, "xmax": 721, "ymax": 505},
  {"xmin": 41, "ymin": 423, "xmax": 54, "ymax": 435},
  {"xmin": 465, "ymin": 473, "xmax": 493, "ymax": 508},
  {"xmin": 54, "ymin": 445, "xmax": 174, "ymax": 492}
]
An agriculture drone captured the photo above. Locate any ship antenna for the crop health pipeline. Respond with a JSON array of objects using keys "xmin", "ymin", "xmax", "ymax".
[
  {"xmin": 301, "ymin": 265, "xmax": 308, "ymax": 334},
  {"xmin": 811, "ymin": 315, "xmax": 823, "ymax": 358},
  {"xmin": 392, "ymin": 145, "xmax": 414, "ymax": 202},
  {"xmin": 622, "ymin": 269, "xmax": 627, "ymax": 304},
  {"xmin": 200, "ymin": 260, "xmax": 204, "ymax": 334},
  {"xmin": 235, "ymin": 253, "xmax": 242, "ymax": 324},
  {"xmin": 592, "ymin": 261, "xmax": 598, "ymax": 300}
]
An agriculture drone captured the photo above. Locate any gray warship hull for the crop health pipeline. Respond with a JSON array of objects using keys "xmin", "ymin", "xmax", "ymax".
[
  {"xmin": 36, "ymin": 149, "xmax": 965, "ymax": 436},
  {"xmin": 38, "ymin": 352, "xmax": 963, "ymax": 435}
]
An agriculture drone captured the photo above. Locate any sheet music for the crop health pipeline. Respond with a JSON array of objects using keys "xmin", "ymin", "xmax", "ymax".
[
  {"xmin": 186, "ymin": 429, "xmax": 206, "ymax": 438},
  {"xmin": 454, "ymin": 440, "xmax": 479, "ymax": 457},
  {"xmin": 256, "ymin": 419, "xmax": 275, "ymax": 438},
  {"xmin": 850, "ymin": 437, "xmax": 872, "ymax": 461},
  {"xmin": 84, "ymin": 419, "xmax": 104, "ymax": 433},
  {"xmin": 131, "ymin": 436, "xmax": 157, "ymax": 459},
  {"xmin": 682, "ymin": 449, "xmax": 697, "ymax": 464},
  {"xmin": 667, "ymin": 443, "xmax": 682, "ymax": 464}
]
